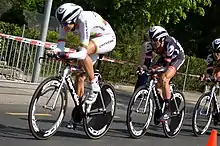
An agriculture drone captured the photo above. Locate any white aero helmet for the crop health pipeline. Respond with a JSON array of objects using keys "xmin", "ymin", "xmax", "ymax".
[
  {"xmin": 55, "ymin": 3, "xmax": 83, "ymax": 25},
  {"xmin": 148, "ymin": 26, "xmax": 169, "ymax": 41},
  {"xmin": 212, "ymin": 38, "xmax": 220, "ymax": 53}
]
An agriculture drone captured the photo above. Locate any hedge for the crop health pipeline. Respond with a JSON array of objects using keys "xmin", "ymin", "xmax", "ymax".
[{"xmin": 0, "ymin": 21, "xmax": 209, "ymax": 92}]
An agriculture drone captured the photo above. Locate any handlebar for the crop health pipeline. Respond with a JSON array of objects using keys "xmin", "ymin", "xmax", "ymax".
[
  {"xmin": 136, "ymin": 65, "xmax": 167, "ymax": 76},
  {"xmin": 202, "ymin": 77, "xmax": 219, "ymax": 83},
  {"xmin": 39, "ymin": 52, "xmax": 78, "ymax": 65}
]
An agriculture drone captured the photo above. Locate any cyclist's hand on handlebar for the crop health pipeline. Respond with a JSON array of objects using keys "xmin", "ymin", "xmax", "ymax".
[
  {"xmin": 136, "ymin": 65, "xmax": 144, "ymax": 75},
  {"xmin": 45, "ymin": 48, "xmax": 68, "ymax": 59},
  {"xmin": 136, "ymin": 65, "xmax": 151, "ymax": 75},
  {"xmin": 151, "ymin": 67, "xmax": 166, "ymax": 74},
  {"xmin": 45, "ymin": 49, "xmax": 59, "ymax": 58},
  {"xmin": 199, "ymin": 74, "xmax": 212, "ymax": 81},
  {"xmin": 199, "ymin": 74, "xmax": 205, "ymax": 81}
]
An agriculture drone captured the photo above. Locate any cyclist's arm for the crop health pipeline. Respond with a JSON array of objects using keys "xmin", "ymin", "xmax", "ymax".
[
  {"xmin": 56, "ymin": 25, "xmax": 68, "ymax": 51},
  {"xmin": 138, "ymin": 42, "xmax": 153, "ymax": 67},
  {"xmin": 206, "ymin": 54, "xmax": 214, "ymax": 76},
  {"xmin": 65, "ymin": 18, "xmax": 91, "ymax": 60}
]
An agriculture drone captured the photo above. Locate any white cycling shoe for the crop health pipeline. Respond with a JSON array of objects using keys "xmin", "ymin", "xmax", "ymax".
[{"xmin": 85, "ymin": 77, "xmax": 101, "ymax": 105}]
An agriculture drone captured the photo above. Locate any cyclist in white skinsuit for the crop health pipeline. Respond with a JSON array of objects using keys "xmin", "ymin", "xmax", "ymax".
[{"xmin": 53, "ymin": 3, "xmax": 116, "ymax": 107}]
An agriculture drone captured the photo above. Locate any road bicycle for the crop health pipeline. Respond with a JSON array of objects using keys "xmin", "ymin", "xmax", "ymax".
[
  {"xmin": 126, "ymin": 67, "xmax": 185, "ymax": 138},
  {"xmin": 28, "ymin": 53, "xmax": 116, "ymax": 140},
  {"xmin": 192, "ymin": 77, "xmax": 220, "ymax": 136}
]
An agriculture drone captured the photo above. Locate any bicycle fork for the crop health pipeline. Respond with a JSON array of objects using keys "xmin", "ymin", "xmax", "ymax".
[
  {"xmin": 200, "ymin": 86, "xmax": 219, "ymax": 116},
  {"xmin": 136, "ymin": 80, "xmax": 153, "ymax": 114},
  {"xmin": 43, "ymin": 78, "xmax": 65, "ymax": 111}
]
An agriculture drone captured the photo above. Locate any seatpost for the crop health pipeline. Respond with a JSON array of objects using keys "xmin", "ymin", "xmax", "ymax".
[{"xmin": 96, "ymin": 54, "xmax": 104, "ymax": 72}]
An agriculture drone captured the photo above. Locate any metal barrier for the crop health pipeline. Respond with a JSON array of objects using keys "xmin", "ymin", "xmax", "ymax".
[
  {"xmin": 0, "ymin": 33, "xmax": 202, "ymax": 92},
  {"xmin": 0, "ymin": 33, "xmax": 62, "ymax": 82},
  {"xmin": 0, "ymin": 33, "xmax": 131, "ymax": 83}
]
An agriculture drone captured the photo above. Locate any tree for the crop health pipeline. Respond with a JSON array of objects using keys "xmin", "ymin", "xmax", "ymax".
[
  {"xmin": 165, "ymin": 0, "xmax": 220, "ymax": 57},
  {"xmin": 0, "ymin": 0, "xmax": 13, "ymax": 18}
]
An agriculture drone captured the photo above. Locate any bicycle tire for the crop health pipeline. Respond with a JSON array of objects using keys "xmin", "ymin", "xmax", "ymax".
[
  {"xmin": 192, "ymin": 92, "xmax": 213, "ymax": 136},
  {"xmin": 162, "ymin": 91, "xmax": 185, "ymax": 138},
  {"xmin": 83, "ymin": 83, "xmax": 116, "ymax": 139},
  {"xmin": 126, "ymin": 85, "xmax": 153, "ymax": 139},
  {"xmin": 28, "ymin": 76, "xmax": 68, "ymax": 140}
]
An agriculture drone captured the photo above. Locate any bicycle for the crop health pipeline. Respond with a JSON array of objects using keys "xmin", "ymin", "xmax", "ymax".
[
  {"xmin": 28, "ymin": 53, "xmax": 116, "ymax": 140},
  {"xmin": 192, "ymin": 77, "xmax": 220, "ymax": 136},
  {"xmin": 126, "ymin": 66, "xmax": 185, "ymax": 138}
]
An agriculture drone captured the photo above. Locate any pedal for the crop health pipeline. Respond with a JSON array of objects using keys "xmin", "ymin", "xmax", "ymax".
[{"xmin": 65, "ymin": 122, "xmax": 78, "ymax": 130}]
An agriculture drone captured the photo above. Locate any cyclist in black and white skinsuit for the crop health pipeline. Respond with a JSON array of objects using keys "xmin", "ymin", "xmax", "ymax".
[
  {"xmin": 201, "ymin": 38, "xmax": 220, "ymax": 81},
  {"xmin": 138, "ymin": 26, "xmax": 185, "ymax": 121}
]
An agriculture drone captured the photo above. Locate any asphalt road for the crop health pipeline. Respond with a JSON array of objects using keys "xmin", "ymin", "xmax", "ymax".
[{"xmin": 0, "ymin": 91, "xmax": 219, "ymax": 146}]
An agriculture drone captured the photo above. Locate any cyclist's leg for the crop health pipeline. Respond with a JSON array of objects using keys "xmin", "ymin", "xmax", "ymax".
[
  {"xmin": 74, "ymin": 40, "xmax": 96, "ymax": 100},
  {"xmin": 160, "ymin": 56, "xmax": 185, "ymax": 121},
  {"xmin": 154, "ymin": 57, "xmax": 165, "ymax": 97},
  {"xmin": 84, "ymin": 34, "xmax": 116, "ymax": 104},
  {"xmin": 75, "ymin": 72, "xmax": 87, "ymax": 99}
]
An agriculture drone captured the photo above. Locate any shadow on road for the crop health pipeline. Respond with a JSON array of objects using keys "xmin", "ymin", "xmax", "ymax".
[
  {"xmin": 1, "ymin": 113, "xmax": 219, "ymax": 141},
  {"xmin": 0, "ymin": 120, "xmax": 89, "ymax": 140},
  {"xmin": 0, "ymin": 124, "xmax": 35, "ymax": 140},
  {"xmin": 110, "ymin": 118, "xmax": 220, "ymax": 139}
]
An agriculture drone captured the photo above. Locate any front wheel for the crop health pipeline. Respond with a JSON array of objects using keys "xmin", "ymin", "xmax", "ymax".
[
  {"xmin": 28, "ymin": 77, "xmax": 68, "ymax": 140},
  {"xmin": 192, "ymin": 93, "xmax": 213, "ymax": 136},
  {"xmin": 83, "ymin": 83, "xmax": 116, "ymax": 139},
  {"xmin": 126, "ymin": 86, "xmax": 154, "ymax": 139},
  {"xmin": 162, "ymin": 91, "xmax": 185, "ymax": 138}
]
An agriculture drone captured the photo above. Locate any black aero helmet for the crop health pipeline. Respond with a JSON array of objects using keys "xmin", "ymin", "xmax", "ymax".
[{"xmin": 212, "ymin": 38, "xmax": 220, "ymax": 53}]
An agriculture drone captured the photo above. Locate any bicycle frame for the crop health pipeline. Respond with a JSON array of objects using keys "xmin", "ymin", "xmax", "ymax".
[
  {"xmin": 45, "ymin": 58, "xmax": 107, "ymax": 115},
  {"xmin": 137, "ymin": 73, "xmax": 180, "ymax": 115}
]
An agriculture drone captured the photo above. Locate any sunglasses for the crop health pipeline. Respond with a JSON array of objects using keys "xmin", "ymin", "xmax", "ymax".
[{"xmin": 62, "ymin": 22, "xmax": 68, "ymax": 27}]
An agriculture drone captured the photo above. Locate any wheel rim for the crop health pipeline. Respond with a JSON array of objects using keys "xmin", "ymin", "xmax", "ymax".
[
  {"xmin": 30, "ymin": 80, "xmax": 66, "ymax": 138},
  {"xmin": 193, "ymin": 95, "xmax": 212, "ymax": 135},
  {"xmin": 128, "ymin": 89, "xmax": 153, "ymax": 136}
]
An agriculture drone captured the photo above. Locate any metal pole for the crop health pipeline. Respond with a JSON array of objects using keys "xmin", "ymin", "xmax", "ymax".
[
  {"xmin": 31, "ymin": 0, "xmax": 53, "ymax": 82},
  {"xmin": 182, "ymin": 56, "xmax": 190, "ymax": 92}
]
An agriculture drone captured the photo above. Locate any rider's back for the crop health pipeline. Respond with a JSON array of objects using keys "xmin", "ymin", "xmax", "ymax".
[{"xmin": 73, "ymin": 11, "xmax": 114, "ymax": 36}]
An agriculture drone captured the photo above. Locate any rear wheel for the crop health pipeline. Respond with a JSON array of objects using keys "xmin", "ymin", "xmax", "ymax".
[
  {"xmin": 83, "ymin": 83, "xmax": 116, "ymax": 139},
  {"xmin": 163, "ymin": 91, "xmax": 185, "ymax": 138}
]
